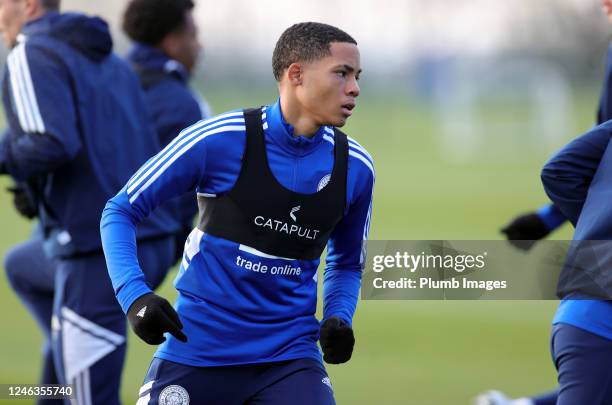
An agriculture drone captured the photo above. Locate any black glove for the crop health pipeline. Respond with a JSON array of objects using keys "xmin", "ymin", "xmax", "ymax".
[
  {"xmin": 7, "ymin": 185, "xmax": 37, "ymax": 219},
  {"xmin": 501, "ymin": 213, "xmax": 550, "ymax": 251},
  {"xmin": 319, "ymin": 317, "xmax": 355, "ymax": 364},
  {"xmin": 127, "ymin": 293, "xmax": 188, "ymax": 345}
]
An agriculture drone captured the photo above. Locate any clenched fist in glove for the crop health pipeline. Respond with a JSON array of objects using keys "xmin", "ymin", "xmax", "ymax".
[
  {"xmin": 7, "ymin": 184, "xmax": 37, "ymax": 219},
  {"xmin": 501, "ymin": 213, "xmax": 549, "ymax": 251},
  {"xmin": 319, "ymin": 317, "xmax": 355, "ymax": 364},
  {"xmin": 127, "ymin": 293, "xmax": 188, "ymax": 345}
]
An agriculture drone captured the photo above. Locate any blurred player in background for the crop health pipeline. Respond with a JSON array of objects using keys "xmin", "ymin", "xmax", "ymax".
[
  {"xmin": 0, "ymin": 0, "xmax": 179, "ymax": 403},
  {"xmin": 122, "ymin": 0, "xmax": 212, "ymax": 263},
  {"xmin": 101, "ymin": 22, "xmax": 374, "ymax": 404},
  {"xmin": 500, "ymin": 0, "xmax": 612, "ymax": 251},
  {"xmin": 538, "ymin": 70, "xmax": 612, "ymax": 404},
  {"xmin": 477, "ymin": 1, "xmax": 612, "ymax": 404}
]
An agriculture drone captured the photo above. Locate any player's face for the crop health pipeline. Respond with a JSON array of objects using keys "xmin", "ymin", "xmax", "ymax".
[
  {"xmin": 169, "ymin": 11, "xmax": 202, "ymax": 74},
  {"xmin": 603, "ymin": 0, "xmax": 612, "ymax": 22},
  {"xmin": 297, "ymin": 42, "xmax": 361, "ymax": 127},
  {"xmin": 0, "ymin": 0, "xmax": 26, "ymax": 48}
]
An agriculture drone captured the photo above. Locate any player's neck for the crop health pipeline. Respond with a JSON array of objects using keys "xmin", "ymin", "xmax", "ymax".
[{"xmin": 279, "ymin": 95, "xmax": 319, "ymax": 138}]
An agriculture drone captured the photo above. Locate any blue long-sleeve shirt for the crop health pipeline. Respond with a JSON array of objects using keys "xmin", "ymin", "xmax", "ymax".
[
  {"xmin": 101, "ymin": 100, "xmax": 375, "ymax": 366},
  {"xmin": 541, "ymin": 120, "xmax": 612, "ymax": 340}
]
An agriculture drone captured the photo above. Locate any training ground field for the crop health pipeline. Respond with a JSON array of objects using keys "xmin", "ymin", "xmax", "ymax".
[{"xmin": 0, "ymin": 85, "xmax": 596, "ymax": 404}]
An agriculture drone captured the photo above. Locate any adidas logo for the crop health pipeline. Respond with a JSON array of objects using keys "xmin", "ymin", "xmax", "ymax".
[
  {"xmin": 321, "ymin": 377, "xmax": 333, "ymax": 390},
  {"xmin": 136, "ymin": 306, "xmax": 147, "ymax": 318}
]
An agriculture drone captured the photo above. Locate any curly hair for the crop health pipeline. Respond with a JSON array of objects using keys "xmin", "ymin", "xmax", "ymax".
[
  {"xmin": 272, "ymin": 22, "xmax": 357, "ymax": 81},
  {"xmin": 122, "ymin": 0, "xmax": 195, "ymax": 45}
]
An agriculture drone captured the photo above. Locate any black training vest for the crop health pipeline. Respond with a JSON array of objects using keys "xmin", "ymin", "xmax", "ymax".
[{"xmin": 197, "ymin": 107, "xmax": 348, "ymax": 260}]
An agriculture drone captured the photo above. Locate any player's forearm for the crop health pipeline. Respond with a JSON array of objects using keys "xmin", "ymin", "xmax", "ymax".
[
  {"xmin": 322, "ymin": 266, "xmax": 362, "ymax": 325},
  {"xmin": 541, "ymin": 125, "xmax": 612, "ymax": 224},
  {"xmin": 101, "ymin": 199, "xmax": 153, "ymax": 313},
  {"xmin": 321, "ymin": 179, "xmax": 373, "ymax": 324},
  {"xmin": 3, "ymin": 131, "xmax": 79, "ymax": 181},
  {"xmin": 540, "ymin": 176, "xmax": 587, "ymax": 227}
]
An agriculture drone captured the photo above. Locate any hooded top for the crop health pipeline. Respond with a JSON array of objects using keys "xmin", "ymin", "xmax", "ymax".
[
  {"xmin": 126, "ymin": 43, "xmax": 211, "ymax": 233},
  {"xmin": 24, "ymin": 12, "xmax": 113, "ymax": 61},
  {"xmin": 0, "ymin": 12, "xmax": 178, "ymax": 258}
]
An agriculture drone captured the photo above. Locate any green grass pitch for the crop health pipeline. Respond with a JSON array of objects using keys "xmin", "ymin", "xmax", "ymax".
[{"xmin": 0, "ymin": 86, "xmax": 597, "ymax": 404}]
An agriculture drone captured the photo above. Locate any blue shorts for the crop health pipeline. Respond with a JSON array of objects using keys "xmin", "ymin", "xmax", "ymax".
[
  {"xmin": 136, "ymin": 357, "xmax": 335, "ymax": 405},
  {"xmin": 552, "ymin": 323, "xmax": 612, "ymax": 405},
  {"xmin": 4, "ymin": 235, "xmax": 174, "ymax": 405}
]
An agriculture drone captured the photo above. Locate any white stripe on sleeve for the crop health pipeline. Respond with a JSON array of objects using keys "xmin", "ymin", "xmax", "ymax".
[
  {"xmin": 322, "ymin": 134, "xmax": 375, "ymax": 176},
  {"xmin": 324, "ymin": 127, "xmax": 374, "ymax": 165},
  {"xmin": 136, "ymin": 393, "xmax": 151, "ymax": 405},
  {"xmin": 128, "ymin": 125, "xmax": 246, "ymax": 204},
  {"xmin": 349, "ymin": 150, "xmax": 375, "ymax": 176},
  {"xmin": 127, "ymin": 114, "xmax": 244, "ymax": 193},
  {"xmin": 139, "ymin": 381, "xmax": 154, "ymax": 396},
  {"xmin": 16, "ymin": 44, "xmax": 45, "ymax": 132},
  {"xmin": 360, "ymin": 179, "xmax": 374, "ymax": 265},
  {"xmin": 7, "ymin": 48, "xmax": 34, "ymax": 131}
]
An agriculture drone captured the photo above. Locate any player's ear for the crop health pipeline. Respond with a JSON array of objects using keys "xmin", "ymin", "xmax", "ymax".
[
  {"xmin": 25, "ymin": 0, "xmax": 39, "ymax": 17},
  {"xmin": 286, "ymin": 63, "xmax": 303, "ymax": 86},
  {"xmin": 159, "ymin": 34, "xmax": 179, "ymax": 60}
]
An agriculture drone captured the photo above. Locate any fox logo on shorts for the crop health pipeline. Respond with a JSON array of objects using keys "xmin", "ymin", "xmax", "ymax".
[{"xmin": 159, "ymin": 385, "xmax": 189, "ymax": 405}]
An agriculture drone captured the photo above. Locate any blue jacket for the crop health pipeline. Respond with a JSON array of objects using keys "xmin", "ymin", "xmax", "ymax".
[
  {"xmin": 127, "ymin": 43, "xmax": 211, "ymax": 231},
  {"xmin": 127, "ymin": 44, "xmax": 210, "ymax": 148},
  {"xmin": 101, "ymin": 100, "xmax": 375, "ymax": 366},
  {"xmin": 0, "ymin": 12, "xmax": 178, "ymax": 257},
  {"xmin": 537, "ymin": 44, "xmax": 612, "ymax": 230},
  {"xmin": 541, "ymin": 120, "xmax": 612, "ymax": 339}
]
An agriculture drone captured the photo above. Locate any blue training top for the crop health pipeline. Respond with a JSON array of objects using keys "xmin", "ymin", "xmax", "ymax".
[{"xmin": 101, "ymin": 100, "xmax": 375, "ymax": 366}]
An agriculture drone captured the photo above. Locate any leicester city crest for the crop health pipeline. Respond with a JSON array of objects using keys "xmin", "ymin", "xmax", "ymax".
[{"xmin": 159, "ymin": 385, "xmax": 189, "ymax": 405}]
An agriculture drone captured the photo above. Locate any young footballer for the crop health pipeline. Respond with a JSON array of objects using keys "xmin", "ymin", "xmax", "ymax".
[{"xmin": 102, "ymin": 22, "xmax": 374, "ymax": 404}]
